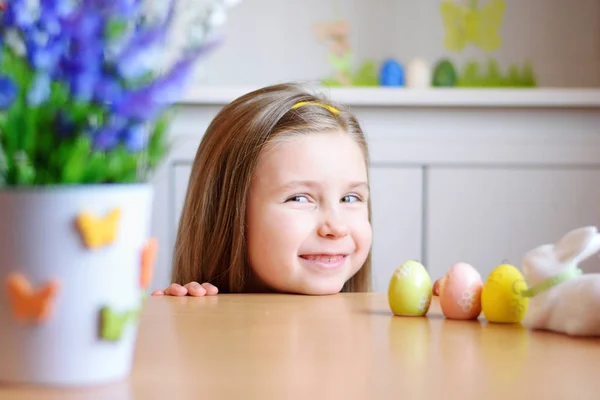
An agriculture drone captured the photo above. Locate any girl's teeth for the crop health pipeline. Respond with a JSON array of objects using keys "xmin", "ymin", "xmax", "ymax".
[{"xmin": 304, "ymin": 255, "xmax": 343, "ymax": 262}]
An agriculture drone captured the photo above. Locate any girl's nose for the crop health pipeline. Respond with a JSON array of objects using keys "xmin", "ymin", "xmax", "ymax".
[{"xmin": 318, "ymin": 212, "xmax": 350, "ymax": 238}]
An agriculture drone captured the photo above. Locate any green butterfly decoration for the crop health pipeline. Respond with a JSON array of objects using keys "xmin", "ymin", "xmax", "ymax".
[
  {"xmin": 99, "ymin": 305, "xmax": 140, "ymax": 342},
  {"xmin": 439, "ymin": 0, "xmax": 506, "ymax": 53}
]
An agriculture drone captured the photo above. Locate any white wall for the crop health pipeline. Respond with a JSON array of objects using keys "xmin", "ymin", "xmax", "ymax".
[{"xmin": 193, "ymin": 0, "xmax": 600, "ymax": 87}]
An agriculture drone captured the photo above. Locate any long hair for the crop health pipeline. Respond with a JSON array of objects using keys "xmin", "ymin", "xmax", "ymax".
[{"xmin": 172, "ymin": 82, "xmax": 372, "ymax": 293}]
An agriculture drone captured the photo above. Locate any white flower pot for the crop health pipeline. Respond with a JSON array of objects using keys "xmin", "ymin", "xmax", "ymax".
[{"xmin": 0, "ymin": 184, "xmax": 154, "ymax": 387}]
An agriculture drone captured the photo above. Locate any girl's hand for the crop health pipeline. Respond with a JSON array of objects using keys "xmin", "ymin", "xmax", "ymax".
[{"xmin": 151, "ymin": 282, "xmax": 218, "ymax": 297}]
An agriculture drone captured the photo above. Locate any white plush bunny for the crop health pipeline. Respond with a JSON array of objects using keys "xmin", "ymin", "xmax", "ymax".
[{"xmin": 521, "ymin": 226, "xmax": 600, "ymax": 336}]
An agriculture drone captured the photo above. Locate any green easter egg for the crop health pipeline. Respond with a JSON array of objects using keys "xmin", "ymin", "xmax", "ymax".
[
  {"xmin": 432, "ymin": 59, "xmax": 457, "ymax": 87},
  {"xmin": 388, "ymin": 260, "xmax": 433, "ymax": 316}
]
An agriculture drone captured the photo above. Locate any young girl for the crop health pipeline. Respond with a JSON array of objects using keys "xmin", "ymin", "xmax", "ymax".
[{"xmin": 151, "ymin": 82, "xmax": 373, "ymax": 296}]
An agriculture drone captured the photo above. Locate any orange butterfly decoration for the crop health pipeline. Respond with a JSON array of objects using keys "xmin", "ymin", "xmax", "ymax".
[
  {"xmin": 4, "ymin": 273, "xmax": 60, "ymax": 324},
  {"xmin": 140, "ymin": 238, "xmax": 158, "ymax": 289},
  {"xmin": 75, "ymin": 208, "xmax": 121, "ymax": 249}
]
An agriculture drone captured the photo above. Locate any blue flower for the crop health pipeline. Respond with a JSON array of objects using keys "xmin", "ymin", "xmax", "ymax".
[
  {"xmin": 90, "ymin": 117, "xmax": 126, "ymax": 151},
  {"xmin": 62, "ymin": 7, "xmax": 104, "ymax": 41},
  {"xmin": 40, "ymin": 0, "xmax": 77, "ymax": 18},
  {"xmin": 3, "ymin": 0, "xmax": 38, "ymax": 30},
  {"xmin": 26, "ymin": 32, "xmax": 65, "ymax": 71},
  {"xmin": 86, "ymin": 0, "xmax": 140, "ymax": 16},
  {"xmin": 0, "ymin": 76, "xmax": 18, "ymax": 110},
  {"xmin": 27, "ymin": 73, "xmax": 51, "ymax": 106},
  {"xmin": 68, "ymin": 70, "xmax": 98, "ymax": 102},
  {"xmin": 114, "ymin": 27, "xmax": 165, "ymax": 81},
  {"xmin": 121, "ymin": 123, "xmax": 149, "ymax": 152},
  {"xmin": 112, "ymin": 0, "xmax": 174, "ymax": 81},
  {"xmin": 94, "ymin": 74, "xmax": 124, "ymax": 105},
  {"xmin": 113, "ymin": 39, "xmax": 220, "ymax": 121},
  {"xmin": 38, "ymin": 14, "xmax": 62, "ymax": 36}
]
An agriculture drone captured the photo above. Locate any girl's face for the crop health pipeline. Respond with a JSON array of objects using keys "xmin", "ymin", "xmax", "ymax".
[{"xmin": 246, "ymin": 130, "xmax": 372, "ymax": 295}]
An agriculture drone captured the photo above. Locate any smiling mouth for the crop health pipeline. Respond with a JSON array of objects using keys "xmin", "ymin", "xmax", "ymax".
[{"xmin": 299, "ymin": 254, "xmax": 348, "ymax": 269}]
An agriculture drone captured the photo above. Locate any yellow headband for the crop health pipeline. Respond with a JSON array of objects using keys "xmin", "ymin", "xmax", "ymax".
[{"xmin": 291, "ymin": 101, "xmax": 340, "ymax": 115}]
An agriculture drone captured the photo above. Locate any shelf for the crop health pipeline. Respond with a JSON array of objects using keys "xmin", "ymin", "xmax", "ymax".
[{"xmin": 180, "ymin": 86, "xmax": 600, "ymax": 108}]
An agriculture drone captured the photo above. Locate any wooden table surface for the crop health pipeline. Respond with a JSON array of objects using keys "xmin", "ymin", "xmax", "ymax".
[{"xmin": 1, "ymin": 293, "xmax": 599, "ymax": 399}]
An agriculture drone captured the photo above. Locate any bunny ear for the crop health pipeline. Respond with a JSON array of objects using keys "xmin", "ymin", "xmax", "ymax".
[{"xmin": 554, "ymin": 226, "xmax": 599, "ymax": 265}]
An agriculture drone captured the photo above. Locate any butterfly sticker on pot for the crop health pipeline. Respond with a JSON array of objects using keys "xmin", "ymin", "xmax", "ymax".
[
  {"xmin": 439, "ymin": 0, "xmax": 506, "ymax": 53},
  {"xmin": 75, "ymin": 207, "xmax": 121, "ymax": 249},
  {"xmin": 4, "ymin": 273, "xmax": 61, "ymax": 324},
  {"xmin": 140, "ymin": 238, "xmax": 158, "ymax": 290},
  {"xmin": 99, "ymin": 306, "xmax": 140, "ymax": 342}
]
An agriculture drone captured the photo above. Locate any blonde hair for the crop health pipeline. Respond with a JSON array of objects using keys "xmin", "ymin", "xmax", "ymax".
[{"xmin": 172, "ymin": 82, "xmax": 372, "ymax": 293}]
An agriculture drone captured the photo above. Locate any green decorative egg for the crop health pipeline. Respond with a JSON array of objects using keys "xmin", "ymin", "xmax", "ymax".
[
  {"xmin": 432, "ymin": 59, "xmax": 457, "ymax": 87},
  {"xmin": 388, "ymin": 260, "xmax": 433, "ymax": 316}
]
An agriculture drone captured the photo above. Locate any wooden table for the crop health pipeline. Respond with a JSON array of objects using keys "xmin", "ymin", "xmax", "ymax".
[{"xmin": 1, "ymin": 293, "xmax": 599, "ymax": 399}]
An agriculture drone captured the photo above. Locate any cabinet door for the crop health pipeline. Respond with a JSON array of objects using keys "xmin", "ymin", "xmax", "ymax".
[
  {"xmin": 426, "ymin": 167, "xmax": 600, "ymax": 281},
  {"xmin": 369, "ymin": 166, "xmax": 423, "ymax": 292}
]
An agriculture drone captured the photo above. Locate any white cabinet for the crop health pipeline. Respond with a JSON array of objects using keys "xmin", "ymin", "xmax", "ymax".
[
  {"xmin": 369, "ymin": 166, "xmax": 423, "ymax": 292},
  {"xmin": 425, "ymin": 167, "xmax": 600, "ymax": 282}
]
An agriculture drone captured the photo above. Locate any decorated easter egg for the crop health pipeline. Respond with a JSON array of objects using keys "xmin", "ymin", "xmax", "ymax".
[
  {"xmin": 432, "ymin": 58, "xmax": 457, "ymax": 87},
  {"xmin": 405, "ymin": 58, "xmax": 431, "ymax": 88},
  {"xmin": 436, "ymin": 262, "xmax": 483, "ymax": 320},
  {"xmin": 379, "ymin": 58, "xmax": 405, "ymax": 86},
  {"xmin": 388, "ymin": 260, "xmax": 433, "ymax": 316},
  {"xmin": 481, "ymin": 263, "xmax": 529, "ymax": 323}
]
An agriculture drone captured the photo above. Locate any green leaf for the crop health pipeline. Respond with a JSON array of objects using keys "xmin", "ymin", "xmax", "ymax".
[
  {"xmin": 104, "ymin": 146, "xmax": 143, "ymax": 183},
  {"xmin": 4, "ymin": 96, "xmax": 24, "ymax": 155},
  {"xmin": 11, "ymin": 151, "xmax": 35, "ymax": 185},
  {"xmin": 106, "ymin": 148, "xmax": 125, "ymax": 182},
  {"xmin": 82, "ymin": 151, "xmax": 109, "ymax": 183},
  {"xmin": 105, "ymin": 18, "xmax": 129, "ymax": 43},
  {"xmin": 37, "ymin": 121, "xmax": 55, "ymax": 157},
  {"xmin": 61, "ymin": 136, "xmax": 92, "ymax": 184},
  {"xmin": 0, "ymin": 141, "xmax": 7, "ymax": 186},
  {"xmin": 34, "ymin": 168, "xmax": 55, "ymax": 185},
  {"xmin": 22, "ymin": 106, "xmax": 38, "ymax": 156},
  {"xmin": 147, "ymin": 112, "xmax": 171, "ymax": 169}
]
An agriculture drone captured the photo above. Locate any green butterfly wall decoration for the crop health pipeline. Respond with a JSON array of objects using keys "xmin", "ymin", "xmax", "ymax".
[{"xmin": 439, "ymin": 0, "xmax": 506, "ymax": 53}]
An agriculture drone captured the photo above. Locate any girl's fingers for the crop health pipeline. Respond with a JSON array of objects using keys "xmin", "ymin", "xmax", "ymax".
[
  {"xmin": 185, "ymin": 282, "xmax": 207, "ymax": 296},
  {"xmin": 165, "ymin": 283, "xmax": 188, "ymax": 296},
  {"xmin": 201, "ymin": 282, "xmax": 219, "ymax": 296},
  {"xmin": 151, "ymin": 282, "xmax": 217, "ymax": 297}
]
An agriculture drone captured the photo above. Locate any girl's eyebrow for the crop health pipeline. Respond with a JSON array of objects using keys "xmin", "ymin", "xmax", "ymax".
[
  {"xmin": 277, "ymin": 180, "xmax": 321, "ymax": 192},
  {"xmin": 277, "ymin": 180, "xmax": 370, "ymax": 192},
  {"xmin": 348, "ymin": 182, "xmax": 370, "ymax": 192}
]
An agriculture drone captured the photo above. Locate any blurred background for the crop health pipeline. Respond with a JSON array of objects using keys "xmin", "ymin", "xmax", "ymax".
[
  {"xmin": 150, "ymin": 0, "xmax": 600, "ymax": 292},
  {"xmin": 193, "ymin": 0, "xmax": 600, "ymax": 88}
]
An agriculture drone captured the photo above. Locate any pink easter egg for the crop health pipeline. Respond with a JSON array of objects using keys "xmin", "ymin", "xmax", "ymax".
[
  {"xmin": 438, "ymin": 262, "xmax": 483, "ymax": 320},
  {"xmin": 432, "ymin": 278, "xmax": 441, "ymax": 296}
]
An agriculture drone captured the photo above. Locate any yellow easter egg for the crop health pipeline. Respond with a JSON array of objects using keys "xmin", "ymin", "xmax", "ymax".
[
  {"xmin": 388, "ymin": 260, "xmax": 433, "ymax": 316},
  {"xmin": 481, "ymin": 263, "xmax": 529, "ymax": 323}
]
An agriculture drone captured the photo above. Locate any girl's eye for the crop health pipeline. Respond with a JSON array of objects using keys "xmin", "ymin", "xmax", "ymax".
[
  {"xmin": 342, "ymin": 194, "xmax": 361, "ymax": 203},
  {"xmin": 286, "ymin": 195, "xmax": 310, "ymax": 203}
]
